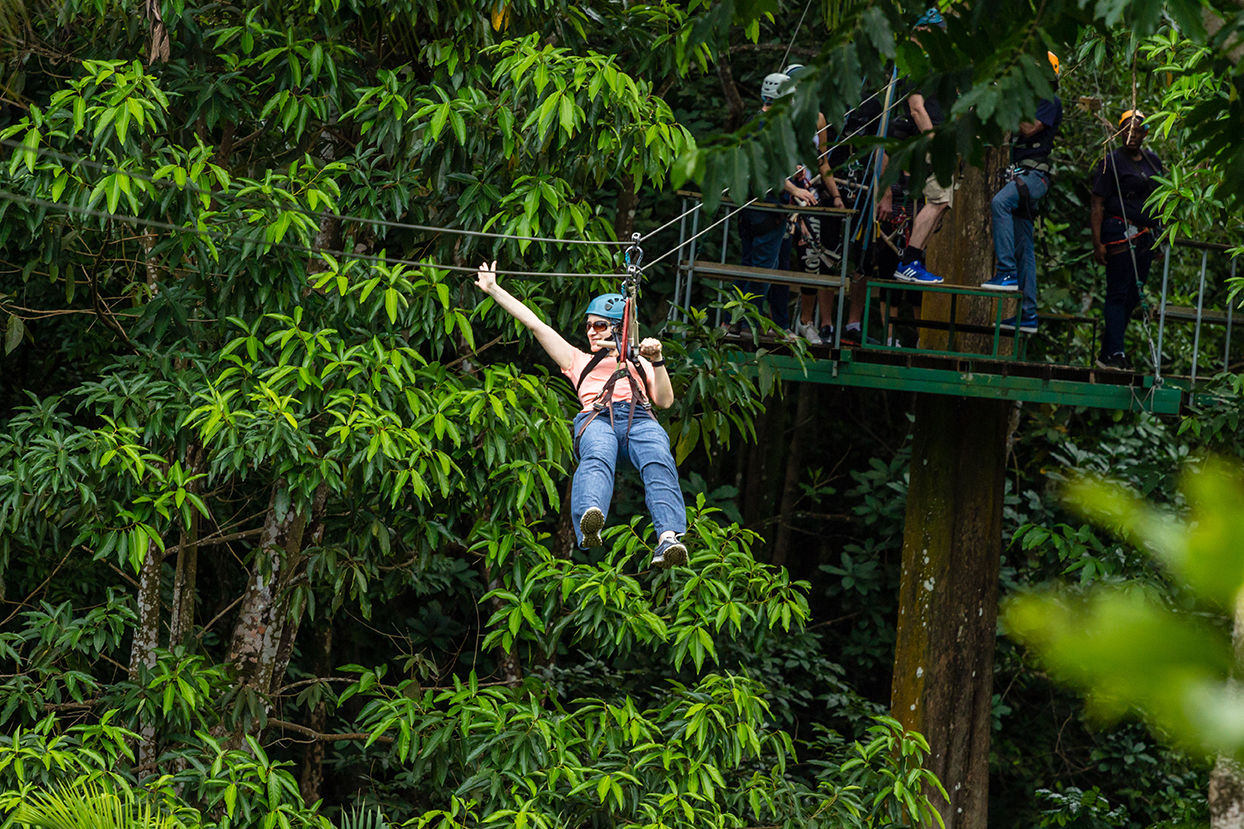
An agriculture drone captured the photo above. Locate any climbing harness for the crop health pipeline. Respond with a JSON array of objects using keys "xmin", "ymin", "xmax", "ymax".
[{"xmin": 571, "ymin": 233, "xmax": 654, "ymax": 458}]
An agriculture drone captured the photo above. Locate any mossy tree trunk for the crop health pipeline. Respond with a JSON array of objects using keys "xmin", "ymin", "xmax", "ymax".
[{"xmin": 891, "ymin": 149, "xmax": 1011, "ymax": 828}]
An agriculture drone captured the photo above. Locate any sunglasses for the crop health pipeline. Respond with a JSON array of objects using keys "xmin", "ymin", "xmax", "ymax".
[{"xmin": 585, "ymin": 320, "xmax": 616, "ymax": 333}]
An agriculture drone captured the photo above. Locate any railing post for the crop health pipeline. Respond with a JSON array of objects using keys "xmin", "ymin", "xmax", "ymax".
[
  {"xmin": 1192, "ymin": 249, "xmax": 1208, "ymax": 385},
  {"xmin": 1155, "ymin": 244, "xmax": 1172, "ymax": 384},
  {"xmin": 673, "ymin": 196, "xmax": 689, "ymax": 323},
  {"xmin": 1226, "ymin": 259, "xmax": 1237, "ymax": 373},
  {"xmin": 833, "ymin": 210, "xmax": 849, "ymax": 349}
]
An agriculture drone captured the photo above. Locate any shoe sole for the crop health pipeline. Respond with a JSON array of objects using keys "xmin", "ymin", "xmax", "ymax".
[
  {"xmin": 1000, "ymin": 325, "xmax": 1038, "ymax": 334},
  {"xmin": 981, "ymin": 283, "xmax": 1019, "ymax": 292},
  {"xmin": 580, "ymin": 508, "xmax": 604, "ymax": 548},
  {"xmin": 656, "ymin": 542, "xmax": 687, "ymax": 568},
  {"xmin": 1094, "ymin": 360, "xmax": 1127, "ymax": 370}
]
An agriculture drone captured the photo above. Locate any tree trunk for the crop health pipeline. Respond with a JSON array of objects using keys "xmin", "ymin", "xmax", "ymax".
[
  {"xmin": 169, "ymin": 445, "xmax": 203, "ymax": 646},
  {"xmin": 773, "ymin": 383, "xmax": 814, "ymax": 566},
  {"xmin": 227, "ymin": 479, "xmax": 308, "ymax": 696},
  {"xmin": 129, "ymin": 535, "xmax": 164, "ymax": 767},
  {"xmin": 891, "ymin": 394, "xmax": 1006, "ymax": 828},
  {"xmin": 923, "ymin": 150, "xmax": 1013, "ymax": 353},
  {"xmin": 892, "ymin": 150, "xmax": 1010, "ymax": 829},
  {"xmin": 715, "ymin": 53, "xmax": 746, "ymax": 131},
  {"xmin": 299, "ymin": 621, "xmax": 332, "ymax": 805},
  {"xmin": 1210, "ymin": 592, "xmax": 1244, "ymax": 828}
]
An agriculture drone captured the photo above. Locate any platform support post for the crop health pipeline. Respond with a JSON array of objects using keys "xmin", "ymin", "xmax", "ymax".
[{"xmin": 892, "ymin": 393, "xmax": 1007, "ymax": 829}]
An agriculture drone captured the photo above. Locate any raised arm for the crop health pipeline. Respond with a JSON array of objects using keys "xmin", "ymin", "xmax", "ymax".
[{"xmin": 475, "ymin": 261, "xmax": 578, "ymax": 370}]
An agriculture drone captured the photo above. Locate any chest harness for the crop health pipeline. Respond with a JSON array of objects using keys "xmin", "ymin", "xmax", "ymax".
[{"xmin": 572, "ymin": 234, "xmax": 654, "ymax": 457}]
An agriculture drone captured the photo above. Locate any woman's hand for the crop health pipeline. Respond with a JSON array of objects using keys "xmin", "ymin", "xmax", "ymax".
[
  {"xmin": 475, "ymin": 260, "xmax": 498, "ymax": 294},
  {"xmin": 638, "ymin": 337, "xmax": 663, "ymax": 362}
]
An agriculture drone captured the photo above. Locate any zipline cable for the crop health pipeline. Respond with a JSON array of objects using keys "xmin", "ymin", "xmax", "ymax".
[
  {"xmin": 0, "ymin": 187, "xmax": 624, "ymax": 280},
  {"xmin": 0, "ymin": 137, "xmax": 629, "ymax": 248}
]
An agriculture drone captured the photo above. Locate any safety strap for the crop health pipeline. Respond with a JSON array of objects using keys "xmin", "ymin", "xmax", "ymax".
[{"xmin": 1103, "ymin": 217, "xmax": 1153, "ymax": 248}]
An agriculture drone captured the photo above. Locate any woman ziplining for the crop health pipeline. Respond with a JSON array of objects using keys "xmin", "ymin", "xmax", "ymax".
[{"xmin": 474, "ymin": 260, "xmax": 689, "ymax": 568}]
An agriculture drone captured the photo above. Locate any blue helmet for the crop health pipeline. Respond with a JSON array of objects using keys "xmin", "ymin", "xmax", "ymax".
[
  {"xmin": 585, "ymin": 293, "xmax": 626, "ymax": 321},
  {"xmin": 914, "ymin": 7, "xmax": 944, "ymax": 27}
]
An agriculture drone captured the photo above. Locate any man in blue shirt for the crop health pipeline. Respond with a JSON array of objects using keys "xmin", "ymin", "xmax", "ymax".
[{"xmin": 981, "ymin": 52, "xmax": 1063, "ymax": 335}]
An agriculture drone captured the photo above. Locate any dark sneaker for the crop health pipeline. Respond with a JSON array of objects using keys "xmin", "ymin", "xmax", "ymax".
[
  {"xmin": 1095, "ymin": 352, "xmax": 1129, "ymax": 370},
  {"xmin": 652, "ymin": 537, "xmax": 688, "ymax": 569},
  {"xmin": 894, "ymin": 261, "xmax": 944, "ymax": 284},
  {"xmin": 1000, "ymin": 315, "xmax": 1038, "ymax": 334},
  {"xmin": 982, "ymin": 273, "xmax": 1019, "ymax": 291},
  {"xmin": 579, "ymin": 507, "xmax": 604, "ymax": 548},
  {"xmin": 818, "ymin": 324, "xmax": 834, "ymax": 342},
  {"xmin": 841, "ymin": 325, "xmax": 880, "ymax": 346}
]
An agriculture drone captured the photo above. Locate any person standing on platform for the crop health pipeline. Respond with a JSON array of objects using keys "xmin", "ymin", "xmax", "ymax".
[
  {"xmin": 731, "ymin": 72, "xmax": 819, "ymax": 337},
  {"xmin": 981, "ymin": 51, "xmax": 1064, "ymax": 335},
  {"xmin": 785, "ymin": 64, "xmax": 849, "ymax": 346},
  {"xmin": 1089, "ymin": 110, "xmax": 1165, "ymax": 370},
  {"xmin": 889, "ymin": 7, "xmax": 954, "ymax": 286}
]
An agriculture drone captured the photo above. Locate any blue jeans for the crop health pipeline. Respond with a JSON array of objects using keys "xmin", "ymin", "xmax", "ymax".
[
  {"xmin": 571, "ymin": 403, "xmax": 686, "ymax": 548},
  {"xmin": 991, "ymin": 169, "xmax": 1049, "ymax": 321},
  {"xmin": 738, "ymin": 214, "xmax": 791, "ymax": 329}
]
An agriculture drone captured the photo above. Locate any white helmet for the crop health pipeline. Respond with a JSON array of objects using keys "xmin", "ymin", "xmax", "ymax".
[
  {"xmin": 761, "ymin": 72, "xmax": 791, "ymax": 102},
  {"xmin": 783, "ymin": 64, "xmax": 805, "ymax": 78}
]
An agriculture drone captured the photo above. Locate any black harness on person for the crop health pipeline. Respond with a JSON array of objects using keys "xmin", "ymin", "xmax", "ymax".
[{"xmin": 572, "ymin": 235, "xmax": 653, "ymax": 458}]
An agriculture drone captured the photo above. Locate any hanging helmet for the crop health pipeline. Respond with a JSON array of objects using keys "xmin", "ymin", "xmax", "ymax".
[
  {"xmin": 1119, "ymin": 109, "xmax": 1147, "ymax": 127},
  {"xmin": 914, "ymin": 7, "xmax": 945, "ymax": 27},
  {"xmin": 585, "ymin": 293, "xmax": 626, "ymax": 321},
  {"xmin": 783, "ymin": 63, "xmax": 805, "ymax": 79},
  {"xmin": 1047, "ymin": 51, "xmax": 1060, "ymax": 77},
  {"xmin": 760, "ymin": 72, "xmax": 791, "ymax": 103}
]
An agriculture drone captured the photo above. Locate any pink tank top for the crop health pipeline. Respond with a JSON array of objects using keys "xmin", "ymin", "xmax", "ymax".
[{"xmin": 562, "ymin": 348, "xmax": 651, "ymax": 412}]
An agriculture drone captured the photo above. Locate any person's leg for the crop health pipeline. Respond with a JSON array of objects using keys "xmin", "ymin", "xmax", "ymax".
[
  {"xmin": 907, "ymin": 202, "xmax": 947, "ymax": 252},
  {"xmin": 570, "ymin": 411, "xmax": 619, "ymax": 548},
  {"xmin": 991, "ymin": 179, "xmax": 1021, "ymax": 276},
  {"xmin": 1101, "ymin": 251, "xmax": 1135, "ymax": 358},
  {"xmin": 1014, "ymin": 172, "xmax": 1049, "ymax": 322},
  {"xmin": 619, "ymin": 410, "xmax": 687, "ymax": 540}
]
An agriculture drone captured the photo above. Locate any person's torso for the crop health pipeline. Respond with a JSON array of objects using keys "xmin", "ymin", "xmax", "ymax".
[
  {"xmin": 1097, "ymin": 149, "xmax": 1164, "ymax": 227},
  {"xmin": 1011, "ymin": 97, "xmax": 1062, "ymax": 164},
  {"xmin": 563, "ymin": 349, "xmax": 650, "ymax": 411}
]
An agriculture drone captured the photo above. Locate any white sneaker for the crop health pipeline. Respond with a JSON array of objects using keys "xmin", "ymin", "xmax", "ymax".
[{"xmin": 796, "ymin": 320, "xmax": 822, "ymax": 345}]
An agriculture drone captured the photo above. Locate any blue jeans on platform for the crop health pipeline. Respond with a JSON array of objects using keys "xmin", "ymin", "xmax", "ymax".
[
  {"xmin": 738, "ymin": 215, "xmax": 791, "ymax": 329},
  {"xmin": 571, "ymin": 403, "xmax": 686, "ymax": 548},
  {"xmin": 991, "ymin": 169, "xmax": 1049, "ymax": 321}
]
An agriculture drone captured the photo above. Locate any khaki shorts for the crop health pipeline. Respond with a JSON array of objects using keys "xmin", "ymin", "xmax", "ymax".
[{"xmin": 923, "ymin": 170, "xmax": 955, "ymax": 206}]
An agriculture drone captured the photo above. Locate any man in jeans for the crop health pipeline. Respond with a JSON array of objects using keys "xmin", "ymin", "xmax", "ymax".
[{"xmin": 982, "ymin": 52, "xmax": 1063, "ymax": 335}]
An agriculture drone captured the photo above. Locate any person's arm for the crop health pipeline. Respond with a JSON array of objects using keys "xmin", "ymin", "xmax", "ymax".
[
  {"xmin": 1090, "ymin": 194, "xmax": 1107, "ymax": 266},
  {"xmin": 875, "ymin": 151, "xmax": 893, "ymax": 220},
  {"xmin": 475, "ymin": 261, "xmax": 578, "ymax": 370},
  {"xmin": 908, "ymin": 94, "xmax": 934, "ymax": 134},
  {"xmin": 815, "ymin": 112, "xmax": 845, "ymax": 207},
  {"xmin": 783, "ymin": 175, "xmax": 817, "ymax": 205},
  {"xmin": 1017, "ymin": 119, "xmax": 1046, "ymax": 137},
  {"xmin": 636, "ymin": 337, "xmax": 674, "ymax": 408}
]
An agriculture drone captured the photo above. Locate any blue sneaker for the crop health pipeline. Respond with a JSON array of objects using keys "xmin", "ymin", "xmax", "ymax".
[
  {"xmin": 894, "ymin": 261, "xmax": 944, "ymax": 284},
  {"xmin": 652, "ymin": 536, "xmax": 688, "ymax": 569},
  {"xmin": 981, "ymin": 273, "xmax": 1019, "ymax": 291},
  {"xmin": 1000, "ymin": 315, "xmax": 1038, "ymax": 334}
]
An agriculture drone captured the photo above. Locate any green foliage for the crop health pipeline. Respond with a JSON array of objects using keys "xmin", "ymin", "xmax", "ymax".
[
  {"xmin": 1004, "ymin": 458, "xmax": 1244, "ymax": 760},
  {"xmin": 3, "ymin": 779, "xmax": 190, "ymax": 829}
]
